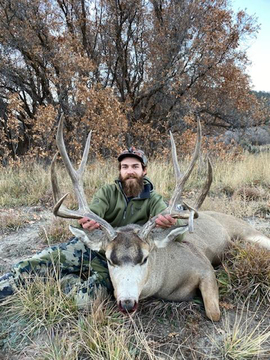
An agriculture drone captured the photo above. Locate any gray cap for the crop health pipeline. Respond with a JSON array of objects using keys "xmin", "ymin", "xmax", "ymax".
[{"xmin": 118, "ymin": 147, "xmax": 148, "ymax": 166}]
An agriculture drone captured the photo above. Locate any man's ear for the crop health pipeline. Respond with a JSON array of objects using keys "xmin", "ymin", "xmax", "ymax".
[
  {"xmin": 150, "ymin": 226, "xmax": 189, "ymax": 248},
  {"xmin": 69, "ymin": 225, "xmax": 108, "ymax": 252}
]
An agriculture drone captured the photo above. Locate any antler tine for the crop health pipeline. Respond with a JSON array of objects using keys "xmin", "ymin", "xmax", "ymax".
[
  {"xmin": 194, "ymin": 157, "xmax": 213, "ymax": 210},
  {"xmin": 78, "ymin": 129, "xmax": 92, "ymax": 177},
  {"xmin": 170, "ymin": 130, "xmax": 181, "ymax": 180},
  {"xmin": 51, "ymin": 153, "xmax": 89, "ymax": 218},
  {"xmin": 53, "ymin": 193, "xmax": 84, "ymax": 219},
  {"xmin": 56, "ymin": 114, "xmax": 89, "ymax": 212},
  {"xmin": 51, "ymin": 152, "xmax": 60, "ymax": 205},
  {"xmin": 168, "ymin": 119, "xmax": 202, "ymax": 213}
]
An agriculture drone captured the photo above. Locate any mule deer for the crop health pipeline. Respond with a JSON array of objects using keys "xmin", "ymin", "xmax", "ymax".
[{"xmin": 51, "ymin": 116, "xmax": 270, "ymax": 321}]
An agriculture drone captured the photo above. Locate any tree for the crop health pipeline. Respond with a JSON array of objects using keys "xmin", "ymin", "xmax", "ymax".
[{"xmin": 0, "ymin": 0, "xmax": 266, "ymax": 165}]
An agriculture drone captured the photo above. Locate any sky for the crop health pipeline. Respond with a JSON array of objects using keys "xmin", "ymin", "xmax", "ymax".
[{"xmin": 231, "ymin": 0, "xmax": 270, "ymax": 92}]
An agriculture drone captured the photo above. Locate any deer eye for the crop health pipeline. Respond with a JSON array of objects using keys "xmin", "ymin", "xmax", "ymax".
[
  {"xmin": 107, "ymin": 259, "xmax": 115, "ymax": 267},
  {"xmin": 141, "ymin": 257, "xmax": 148, "ymax": 266}
]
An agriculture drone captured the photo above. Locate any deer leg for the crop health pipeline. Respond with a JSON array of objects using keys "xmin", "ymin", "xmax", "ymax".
[{"xmin": 199, "ymin": 270, "xmax": 220, "ymax": 322}]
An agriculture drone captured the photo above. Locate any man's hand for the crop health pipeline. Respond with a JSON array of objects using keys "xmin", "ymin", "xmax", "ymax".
[
  {"xmin": 155, "ymin": 214, "xmax": 177, "ymax": 228},
  {"xmin": 78, "ymin": 217, "xmax": 100, "ymax": 231}
]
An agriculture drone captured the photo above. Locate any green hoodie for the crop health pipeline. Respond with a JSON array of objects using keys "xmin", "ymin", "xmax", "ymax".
[{"xmin": 89, "ymin": 177, "xmax": 167, "ymax": 227}]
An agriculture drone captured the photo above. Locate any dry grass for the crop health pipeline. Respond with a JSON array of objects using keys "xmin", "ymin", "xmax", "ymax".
[
  {"xmin": 0, "ymin": 164, "xmax": 51, "ymax": 208},
  {"xmin": 217, "ymin": 240, "xmax": 270, "ymax": 305},
  {"xmin": 0, "ymin": 209, "xmax": 29, "ymax": 233},
  {"xmin": 39, "ymin": 217, "xmax": 73, "ymax": 244},
  {"xmin": 0, "ymin": 281, "xmax": 182, "ymax": 359},
  {"xmin": 1, "ymin": 272, "xmax": 270, "ymax": 359},
  {"xmin": 218, "ymin": 152, "xmax": 270, "ymax": 189},
  {"xmin": 1, "ymin": 151, "xmax": 269, "ymax": 214},
  {"xmin": 209, "ymin": 304, "xmax": 270, "ymax": 359},
  {"xmin": 0, "ymin": 151, "xmax": 270, "ymax": 358},
  {"xmin": 0, "ymin": 274, "xmax": 78, "ymax": 355}
]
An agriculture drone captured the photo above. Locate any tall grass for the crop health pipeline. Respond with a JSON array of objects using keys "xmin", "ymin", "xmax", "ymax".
[
  {"xmin": 1, "ymin": 151, "xmax": 269, "ymax": 213},
  {"xmin": 0, "ymin": 163, "xmax": 51, "ymax": 207}
]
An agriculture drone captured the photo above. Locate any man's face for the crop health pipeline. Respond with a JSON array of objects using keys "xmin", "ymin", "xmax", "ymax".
[{"xmin": 119, "ymin": 157, "xmax": 147, "ymax": 197}]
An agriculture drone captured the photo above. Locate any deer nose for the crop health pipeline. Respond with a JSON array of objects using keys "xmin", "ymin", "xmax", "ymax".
[{"xmin": 119, "ymin": 299, "xmax": 138, "ymax": 313}]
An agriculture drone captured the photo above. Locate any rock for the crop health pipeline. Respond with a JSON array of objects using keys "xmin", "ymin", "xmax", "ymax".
[{"xmin": 223, "ymin": 126, "xmax": 270, "ymax": 146}]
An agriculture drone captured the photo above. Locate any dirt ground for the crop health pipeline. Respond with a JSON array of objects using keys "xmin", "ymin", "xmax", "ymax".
[
  {"xmin": 0, "ymin": 207, "xmax": 53, "ymax": 273},
  {"xmin": 0, "ymin": 207, "xmax": 269, "ymax": 359}
]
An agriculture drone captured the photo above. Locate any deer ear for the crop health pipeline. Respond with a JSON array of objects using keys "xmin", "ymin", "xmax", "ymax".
[
  {"xmin": 69, "ymin": 225, "xmax": 108, "ymax": 251},
  {"xmin": 151, "ymin": 226, "xmax": 189, "ymax": 248}
]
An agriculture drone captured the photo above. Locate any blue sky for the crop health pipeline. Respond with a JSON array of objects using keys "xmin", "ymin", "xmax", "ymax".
[{"xmin": 231, "ymin": 0, "xmax": 270, "ymax": 92}]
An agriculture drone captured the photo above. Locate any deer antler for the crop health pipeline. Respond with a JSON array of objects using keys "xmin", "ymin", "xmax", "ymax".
[
  {"xmin": 139, "ymin": 119, "xmax": 212, "ymax": 240},
  {"xmin": 51, "ymin": 115, "xmax": 117, "ymax": 241},
  {"xmin": 194, "ymin": 157, "xmax": 213, "ymax": 210}
]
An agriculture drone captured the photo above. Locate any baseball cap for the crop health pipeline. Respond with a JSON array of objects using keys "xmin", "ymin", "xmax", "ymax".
[{"xmin": 118, "ymin": 147, "xmax": 148, "ymax": 166}]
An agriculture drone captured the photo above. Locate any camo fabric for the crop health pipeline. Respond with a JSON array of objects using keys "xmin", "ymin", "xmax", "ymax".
[{"xmin": 0, "ymin": 237, "xmax": 113, "ymax": 306}]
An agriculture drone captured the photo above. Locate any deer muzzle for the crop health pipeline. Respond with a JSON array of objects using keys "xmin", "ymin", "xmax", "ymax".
[{"xmin": 118, "ymin": 298, "xmax": 138, "ymax": 313}]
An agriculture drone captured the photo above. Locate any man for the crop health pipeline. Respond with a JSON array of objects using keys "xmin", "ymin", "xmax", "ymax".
[
  {"xmin": 79, "ymin": 147, "xmax": 177, "ymax": 230},
  {"xmin": 0, "ymin": 147, "xmax": 177, "ymax": 305}
]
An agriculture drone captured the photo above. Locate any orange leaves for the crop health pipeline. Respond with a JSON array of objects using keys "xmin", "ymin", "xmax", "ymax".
[{"xmin": 0, "ymin": 0, "xmax": 267, "ymax": 167}]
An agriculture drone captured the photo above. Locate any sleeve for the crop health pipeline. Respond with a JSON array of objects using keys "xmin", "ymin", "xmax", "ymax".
[
  {"xmin": 148, "ymin": 192, "xmax": 168, "ymax": 217},
  {"xmin": 89, "ymin": 186, "xmax": 110, "ymax": 218}
]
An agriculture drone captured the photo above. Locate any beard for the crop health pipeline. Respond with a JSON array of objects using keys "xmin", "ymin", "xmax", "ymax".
[{"xmin": 120, "ymin": 174, "xmax": 144, "ymax": 197}]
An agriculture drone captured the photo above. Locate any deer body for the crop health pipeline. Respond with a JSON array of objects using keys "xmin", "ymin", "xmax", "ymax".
[
  {"xmin": 69, "ymin": 210, "xmax": 269, "ymax": 322},
  {"xmin": 142, "ymin": 211, "xmax": 270, "ymax": 303},
  {"xmin": 141, "ymin": 213, "xmax": 229, "ymax": 299}
]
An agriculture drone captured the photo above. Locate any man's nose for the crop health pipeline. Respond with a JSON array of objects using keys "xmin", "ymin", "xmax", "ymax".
[{"xmin": 126, "ymin": 170, "xmax": 136, "ymax": 177}]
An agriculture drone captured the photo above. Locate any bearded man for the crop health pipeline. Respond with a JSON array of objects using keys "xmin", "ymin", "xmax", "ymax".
[
  {"xmin": 0, "ymin": 148, "xmax": 178, "ymax": 304},
  {"xmin": 79, "ymin": 147, "xmax": 176, "ymax": 230}
]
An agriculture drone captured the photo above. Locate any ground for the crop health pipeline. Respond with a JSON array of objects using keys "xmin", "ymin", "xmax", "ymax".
[
  {"xmin": 0, "ymin": 206, "xmax": 269, "ymax": 359},
  {"xmin": 0, "ymin": 207, "xmax": 52, "ymax": 273}
]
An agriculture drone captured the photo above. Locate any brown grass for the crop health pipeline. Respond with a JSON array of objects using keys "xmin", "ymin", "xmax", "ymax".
[
  {"xmin": 217, "ymin": 240, "xmax": 270, "ymax": 305},
  {"xmin": 0, "ymin": 151, "xmax": 270, "ymax": 359},
  {"xmin": 39, "ymin": 217, "xmax": 73, "ymax": 244}
]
